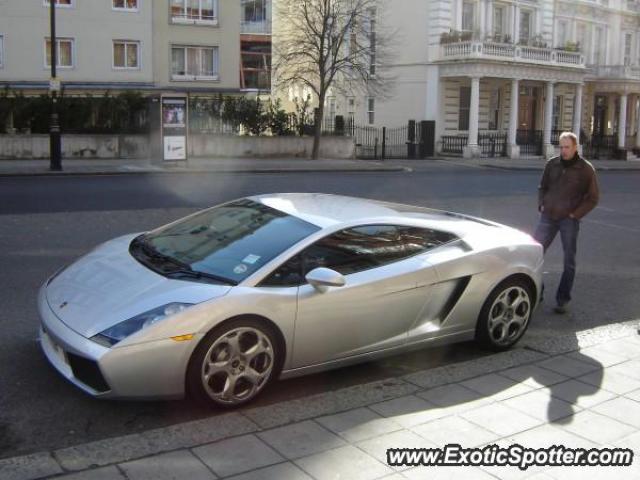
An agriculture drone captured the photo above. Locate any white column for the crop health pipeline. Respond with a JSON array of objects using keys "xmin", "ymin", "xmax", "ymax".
[
  {"xmin": 619, "ymin": 93, "xmax": 628, "ymax": 149},
  {"xmin": 486, "ymin": 0, "xmax": 493, "ymax": 36},
  {"xmin": 573, "ymin": 83, "xmax": 583, "ymax": 138},
  {"xmin": 513, "ymin": 4, "xmax": 520, "ymax": 43},
  {"xmin": 464, "ymin": 76, "xmax": 481, "ymax": 158},
  {"xmin": 456, "ymin": 0, "xmax": 463, "ymax": 31},
  {"xmin": 508, "ymin": 78, "xmax": 520, "ymax": 159},
  {"xmin": 543, "ymin": 81, "xmax": 555, "ymax": 159}
]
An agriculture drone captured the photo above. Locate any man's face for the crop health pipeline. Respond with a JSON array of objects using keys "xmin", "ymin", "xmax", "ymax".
[{"xmin": 559, "ymin": 137, "xmax": 577, "ymax": 160}]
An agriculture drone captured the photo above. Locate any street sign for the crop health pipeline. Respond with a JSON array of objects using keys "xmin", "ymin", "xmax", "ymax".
[{"xmin": 49, "ymin": 79, "xmax": 61, "ymax": 92}]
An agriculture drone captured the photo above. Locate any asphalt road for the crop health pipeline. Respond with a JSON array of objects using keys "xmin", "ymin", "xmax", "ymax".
[{"xmin": 1, "ymin": 162, "xmax": 639, "ymax": 459}]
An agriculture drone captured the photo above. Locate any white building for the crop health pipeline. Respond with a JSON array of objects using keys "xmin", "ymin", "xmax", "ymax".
[{"xmin": 329, "ymin": 0, "xmax": 640, "ymax": 159}]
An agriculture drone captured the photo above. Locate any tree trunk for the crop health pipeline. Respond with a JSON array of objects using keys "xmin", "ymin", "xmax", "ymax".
[{"xmin": 311, "ymin": 102, "xmax": 324, "ymax": 160}]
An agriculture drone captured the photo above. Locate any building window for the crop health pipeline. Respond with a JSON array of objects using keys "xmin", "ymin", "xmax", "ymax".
[
  {"xmin": 241, "ymin": 0, "xmax": 270, "ymax": 33},
  {"xmin": 325, "ymin": 96, "xmax": 336, "ymax": 126},
  {"xmin": 462, "ymin": 1, "xmax": 475, "ymax": 32},
  {"xmin": 45, "ymin": 38, "xmax": 74, "ymax": 68},
  {"xmin": 171, "ymin": 0, "xmax": 218, "ymax": 24},
  {"xmin": 593, "ymin": 26, "xmax": 605, "ymax": 64},
  {"xmin": 624, "ymin": 32, "xmax": 633, "ymax": 65},
  {"xmin": 519, "ymin": 10, "xmax": 532, "ymax": 44},
  {"xmin": 0, "ymin": 35, "xmax": 3, "ymax": 68},
  {"xmin": 369, "ymin": 8, "xmax": 377, "ymax": 76},
  {"xmin": 113, "ymin": 41, "xmax": 140, "ymax": 69},
  {"xmin": 171, "ymin": 46, "xmax": 219, "ymax": 80},
  {"xmin": 347, "ymin": 97, "xmax": 355, "ymax": 124},
  {"xmin": 113, "ymin": 0, "xmax": 138, "ymax": 11},
  {"xmin": 556, "ymin": 20, "xmax": 568, "ymax": 48},
  {"xmin": 459, "ymin": 86, "xmax": 470, "ymax": 131},
  {"xmin": 367, "ymin": 97, "xmax": 375, "ymax": 125},
  {"xmin": 44, "ymin": 0, "xmax": 73, "ymax": 7},
  {"xmin": 489, "ymin": 89, "xmax": 500, "ymax": 130},
  {"xmin": 552, "ymin": 95, "xmax": 563, "ymax": 130},
  {"xmin": 493, "ymin": 5, "xmax": 505, "ymax": 38},
  {"xmin": 576, "ymin": 23, "xmax": 590, "ymax": 61}
]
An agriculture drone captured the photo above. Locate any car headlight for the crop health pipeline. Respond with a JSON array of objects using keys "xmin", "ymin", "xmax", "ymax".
[{"xmin": 91, "ymin": 303, "xmax": 193, "ymax": 347}]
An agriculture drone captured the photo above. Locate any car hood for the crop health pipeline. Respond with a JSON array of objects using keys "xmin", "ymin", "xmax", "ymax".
[{"xmin": 45, "ymin": 234, "xmax": 232, "ymax": 338}]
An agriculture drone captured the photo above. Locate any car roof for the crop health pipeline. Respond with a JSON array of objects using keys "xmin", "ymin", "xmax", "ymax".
[{"xmin": 249, "ymin": 193, "xmax": 499, "ymax": 235}]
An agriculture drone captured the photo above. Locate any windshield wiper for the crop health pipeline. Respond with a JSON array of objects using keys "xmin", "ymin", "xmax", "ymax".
[
  {"xmin": 131, "ymin": 236, "xmax": 237, "ymax": 286},
  {"xmin": 165, "ymin": 268, "xmax": 238, "ymax": 286}
]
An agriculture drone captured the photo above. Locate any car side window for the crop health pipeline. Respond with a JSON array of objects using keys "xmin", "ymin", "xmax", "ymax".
[
  {"xmin": 300, "ymin": 225, "xmax": 458, "ymax": 276},
  {"xmin": 259, "ymin": 254, "xmax": 304, "ymax": 287}
]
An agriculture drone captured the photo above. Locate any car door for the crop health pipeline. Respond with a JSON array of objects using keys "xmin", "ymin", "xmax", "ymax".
[{"xmin": 291, "ymin": 225, "xmax": 441, "ymax": 368}]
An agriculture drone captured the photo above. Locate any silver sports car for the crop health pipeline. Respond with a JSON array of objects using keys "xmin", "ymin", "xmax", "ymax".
[{"xmin": 38, "ymin": 193, "xmax": 543, "ymax": 407}]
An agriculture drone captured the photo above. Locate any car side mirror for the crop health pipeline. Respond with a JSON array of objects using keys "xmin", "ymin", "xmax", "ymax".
[{"xmin": 305, "ymin": 267, "xmax": 346, "ymax": 292}]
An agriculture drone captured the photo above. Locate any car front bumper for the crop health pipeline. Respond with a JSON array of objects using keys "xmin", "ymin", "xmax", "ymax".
[{"xmin": 37, "ymin": 284, "xmax": 197, "ymax": 400}]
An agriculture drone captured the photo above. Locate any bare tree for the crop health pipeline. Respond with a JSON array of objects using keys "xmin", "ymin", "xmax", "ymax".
[{"xmin": 273, "ymin": 0, "xmax": 394, "ymax": 159}]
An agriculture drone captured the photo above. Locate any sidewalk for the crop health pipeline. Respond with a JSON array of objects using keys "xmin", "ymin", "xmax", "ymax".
[
  {"xmin": 433, "ymin": 157, "xmax": 640, "ymax": 171},
  {"xmin": 2, "ymin": 320, "xmax": 639, "ymax": 480},
  {"xmin": 0, "ymin": 158, "xmax": 409, "ymax": 177}
]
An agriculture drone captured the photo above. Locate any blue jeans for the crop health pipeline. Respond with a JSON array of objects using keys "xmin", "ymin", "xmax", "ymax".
[{"xmin": 533, "ymin": 213, "xmax": 580, "ymax": 306}]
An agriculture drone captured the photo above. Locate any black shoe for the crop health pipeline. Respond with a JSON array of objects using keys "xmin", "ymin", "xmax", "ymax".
[{"xmin": 554, "ymin": 303, "xmax": 569, "ymax": 314}]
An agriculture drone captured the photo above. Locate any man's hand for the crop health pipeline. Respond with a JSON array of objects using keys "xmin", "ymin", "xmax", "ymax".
[
  {"xmin": 568, "ymin": 213, "xmax": 576, "ymax": 219},
  {"xmin": 539, "ymin": 205, "xmax": 545, "ymax": 213}
]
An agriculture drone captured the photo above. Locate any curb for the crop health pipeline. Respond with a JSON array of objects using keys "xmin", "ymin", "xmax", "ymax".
[
  {"xmin": 0, "ymin": 167, "xmax": 411, "ymax": 178},
  {"xmin": 2, "ymin": 318, "xmax": 638, "ymax": 480}
]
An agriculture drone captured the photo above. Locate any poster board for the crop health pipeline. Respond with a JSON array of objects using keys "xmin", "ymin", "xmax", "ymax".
[{"xmin": 161, "ymin": 97, "xmax": 188, "ymax": 161}]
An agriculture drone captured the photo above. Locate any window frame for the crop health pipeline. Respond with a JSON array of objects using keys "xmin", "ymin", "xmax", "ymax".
[
  {"xmin": 44, "ymin": 37, "xmax": 75, "ymax": 69},
  {"xmin": 170, "ymin": 45, "xmax": 220, "ymax": 81},
  {"xmin": 0, "ymin": 35, "xmax": 4, "ymax": 68},
  {"xmin": 112, "ymin": 40, "xmax": 141, "ymax": 70},
  {"xmin": 519, "ymin": 9, "xmax": 533, "ymax": 44},
  {"xmin": 170, "ymin": 0, "xmax": 219, "ymax": 26},
  {"xmin": 112, "ymin": 0, "xmax": 139, "ymax": 12},
  {"xmin": 367, "ymin": 97, "xmax": 375, "ymax": 125},
  {"xmin": 462, "ymin": 1, "xmax": 475, "ymax": 32},
  {"xmin": 459, "ymin": 86, "xmax": 471, "ymax": 131},
  {"xmin": 493, "ymin": 4, "xmax": 506, "ymax": 38},
  {"xmin": 552, "ymin": 95, "xmax": 563, "ymax": 131},
  {"xmin": 258, "ymin": 224, "xmax": 460, "ymax": 288}
]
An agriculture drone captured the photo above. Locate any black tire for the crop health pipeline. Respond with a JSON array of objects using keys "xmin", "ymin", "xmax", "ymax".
[
  {"xmin": 187, "ymin": 317, "xmax": 283, "ymax": 408},
  {"xmin": 475, "ymin": 277, "xmax": 534, "ymax": 352}
]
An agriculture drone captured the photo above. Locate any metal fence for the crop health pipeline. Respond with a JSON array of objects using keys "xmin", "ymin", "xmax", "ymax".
[
  {"xmin": 441, "ymin": 135, "xmax": 468, "ymax": 154},
  {"xmin": 581, "ymin": 134, "xmax": 618, "ymax": 159},
  {"xmin": 478, "ymin": 132, "xmax": 507, "ymax": 157},
  {"xmin": 516, "ymin": 129, "xmax": 544, "ymax": 156}
]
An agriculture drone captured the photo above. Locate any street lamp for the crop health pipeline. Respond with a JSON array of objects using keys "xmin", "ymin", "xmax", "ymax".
[{"xmin": 49, "ymin": 0, "xmax": 62, "ymax": 171}]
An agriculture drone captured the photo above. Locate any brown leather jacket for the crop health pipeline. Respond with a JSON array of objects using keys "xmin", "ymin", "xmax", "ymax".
[{"xmin": 538, "ymin": 155, "xmax": 600, "ymax": 220}]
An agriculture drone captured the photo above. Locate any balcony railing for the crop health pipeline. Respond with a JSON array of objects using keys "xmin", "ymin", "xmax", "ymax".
[
  {"xmin": 589, "ymin": 65, "xmax": 640, "ymax": 80},
  {"xmin": 241, "ymin": 20, "xmax": 271, "ymax": 35},
  {"xmin": 440, "ymin": 41, "xmax": 585, "ymax": 68}
]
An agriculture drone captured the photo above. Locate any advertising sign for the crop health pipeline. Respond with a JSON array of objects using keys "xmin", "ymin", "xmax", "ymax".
[{"xmin": 161, "ymin": 97, "xmax": 187, "ymax": 161}]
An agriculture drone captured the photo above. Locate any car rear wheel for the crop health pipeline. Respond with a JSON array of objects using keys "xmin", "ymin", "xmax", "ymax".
[
  {"xmin": 475, "ymin": 278, "xmax": 533, "ymax": 351},
  {"xmin": 187, "ymin": 319, "xmax": 281, "ymax": 408}
]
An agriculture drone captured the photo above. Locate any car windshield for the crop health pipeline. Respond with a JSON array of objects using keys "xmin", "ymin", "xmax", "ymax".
[{"xmin": 138, "ymin": 198, "xmax": 320, "ymax": 284}]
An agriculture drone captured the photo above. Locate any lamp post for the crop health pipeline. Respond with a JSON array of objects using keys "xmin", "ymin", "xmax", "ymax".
[{"xmin": 49, "ymin": 0, "xmax": 62, "ymax": 171}]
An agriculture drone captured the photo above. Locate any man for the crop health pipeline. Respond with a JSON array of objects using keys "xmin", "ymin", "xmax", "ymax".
[{"xmin": 534, "ymin": 132, "xmax": 599, "ymax": 314}]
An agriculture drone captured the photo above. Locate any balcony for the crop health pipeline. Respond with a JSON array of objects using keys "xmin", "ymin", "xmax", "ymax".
[
  {"xmin": 439, "ymin": 40, "xmax": 585, "ymax": 68},
  {"xmin": 241, "ymin": 20, "xmax": 271, "ymax": 35},
  {"xmin": 589, "ymin": 65, "xmax": 640, "ymax": 80}
]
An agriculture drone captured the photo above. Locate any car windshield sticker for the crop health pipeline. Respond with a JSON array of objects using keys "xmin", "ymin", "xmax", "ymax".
[
  {"xmin": 233, "ymin": 264, "xmax": 248, "ymax": 275},
  {"xmin": 242, "ymin": 254, "xmax": 261, "ymax": 264}
]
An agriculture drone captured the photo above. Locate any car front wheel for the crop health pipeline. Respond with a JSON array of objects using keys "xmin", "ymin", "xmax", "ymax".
[
  {"xmin": 187, "ymin": 319, "xmax": 281, "ymax": 408},
  {"xmin": 475, "ymin": 278, "xmax": 533, "ymax": 351}
]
